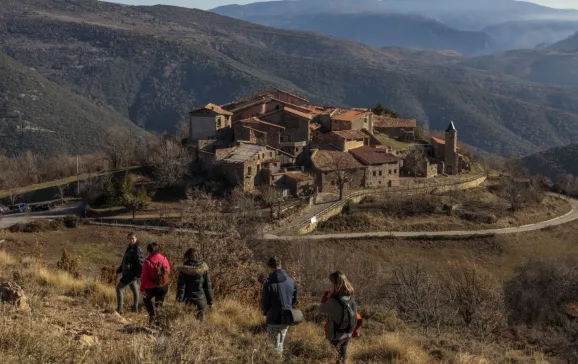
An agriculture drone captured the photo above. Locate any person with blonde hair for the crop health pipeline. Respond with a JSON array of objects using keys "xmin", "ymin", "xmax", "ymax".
[{"xmin": 319, "ymin": 271, "xmax": 358, "ymax": 364}]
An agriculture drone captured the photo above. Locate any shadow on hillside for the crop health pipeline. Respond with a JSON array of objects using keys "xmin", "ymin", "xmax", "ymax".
[{"xmin": 120, "ymin": 324, "xmax": 159, "ymax": 335}]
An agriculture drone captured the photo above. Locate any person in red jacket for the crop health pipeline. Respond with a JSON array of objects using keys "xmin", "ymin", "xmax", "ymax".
[{"xmin": 140, "ymin": 242, "xmax": 171, "ymax": 323}]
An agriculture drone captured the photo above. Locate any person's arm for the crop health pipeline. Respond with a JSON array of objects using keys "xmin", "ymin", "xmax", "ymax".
[
  {"xmin": 204, "ymin": 270, "xmax": 214, "ymax": 306},
  {"xmin": 319, "ymin": 296, "xmax": 335, "ymax": 314},
  {"xmin": 140, "ymin": 260, "xmax": 150, "ymax": 293},
  {"xmin": 135, "ymin": 248, "xmax": 145, "ymax": 278},
  {"xmin": 176, "ymin": 272, "xmax": 186, "ymax": 302},
  {"xmin": 116, "ymin": 254, "xmax": 124, "ymax": 274},
  {"xmin": 164, "ymin": 256, "xmax": 171, "ymax": 276},
  {"xmin": 261, "ymin": 281, "xmax": 270, "ymax": 315}
]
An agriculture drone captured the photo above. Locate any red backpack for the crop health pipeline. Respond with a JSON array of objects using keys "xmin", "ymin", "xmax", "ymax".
[{"xmin": 150, "ymin": 257, "xmax": 169, "ymax": 287}]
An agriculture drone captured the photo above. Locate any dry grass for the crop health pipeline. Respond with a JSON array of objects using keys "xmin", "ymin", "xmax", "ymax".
[{"xmin": 349, "ymin": 334, "xmax": 433, "ymax": 363}]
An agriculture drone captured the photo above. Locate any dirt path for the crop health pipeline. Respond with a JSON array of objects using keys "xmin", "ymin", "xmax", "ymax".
[{"xmin": 263, "ymin": 194, "xmax": 578, "ymax": 241}]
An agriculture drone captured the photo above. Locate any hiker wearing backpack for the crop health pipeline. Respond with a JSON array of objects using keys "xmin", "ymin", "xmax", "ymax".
[
  {"xmin": 319, "ymin": 271, "xmax": 358, "ymax": 364},
  {"xmin": 140, "ymin": 242, "xmax": 171, "ymax": 323},
  {"xmin": 115, "ymin": 232, "xmax": 144, "ymax": 314},
  {"xmin": 176, "ymin": 248, "xmax": 213, "ymax": 321},
  {"xmin": 261, "ymin": 256, "xmax": 298, "ymax": 354}
]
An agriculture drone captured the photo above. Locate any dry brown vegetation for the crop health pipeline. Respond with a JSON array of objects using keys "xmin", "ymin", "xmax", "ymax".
[
  {"xmin": 3, "ymin": 215, "xmax": 578, "ymax": 362},
  {"xmin": 318, "ymin": 186, "xmax": 570, "ymax": 233}
]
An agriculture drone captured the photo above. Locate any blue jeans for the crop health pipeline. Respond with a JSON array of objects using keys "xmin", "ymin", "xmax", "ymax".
[
  {"xmin": 267, "ymin": 324, "xmax": 289, "ymax": 353},
  {"xmin": 116, "ymin": 278, "xmax": 139, "ymax": 312}
]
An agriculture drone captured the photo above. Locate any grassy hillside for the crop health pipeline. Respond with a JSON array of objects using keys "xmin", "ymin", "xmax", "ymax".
[
  {"xmin": 522, "ymin": 143, "xmax": 578, "ymax": 179},
  {"xmin": 0, "ymin": 52, "xmax": 145, "ymax": 156},
  {"xmin": 3, "ymin": 0, "xmax": 578, "ymax": 155},
  {"xmin": 4, "ymin": 219, "xmax": 578, "ymax": 363}
]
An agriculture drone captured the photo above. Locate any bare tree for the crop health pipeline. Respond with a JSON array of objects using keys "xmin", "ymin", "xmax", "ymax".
[
  {"xmin": 499, "ymin": 157, "xmax": 532, "ymax": 212},
  {"xmin": 104, "ymin": 131, "xmax": 135, "ymax": 170},
  {"xmin": 324, "ymin": 151, "xmax": 359, "ymax": 201},
  {"xmin": 404, "ymin": 146, "xmax": 427, "ymax": 177},
  {"xmin": 54, "ymin": 183, "xmax": 69, "ymax": 204},
  {"xmin": 1, "ymin": 166, "xmax": 24, "ymax": 205},
  {"xmin": 149, "ymin": 134, "xmax": 191, "ymax": 187},
  {"xmin": 260, "ymin": 185, "xmax": 281, "ymax": 221}
]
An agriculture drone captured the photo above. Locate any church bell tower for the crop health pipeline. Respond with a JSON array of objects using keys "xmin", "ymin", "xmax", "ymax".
[{"xmin": 444, "ymin": 121, "xmax": 458, "ymax": 175}]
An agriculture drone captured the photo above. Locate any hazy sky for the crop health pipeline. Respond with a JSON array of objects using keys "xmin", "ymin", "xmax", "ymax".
[{"xmin": 116, "ymin": 1, "xmax": 578, "ymax": 11}]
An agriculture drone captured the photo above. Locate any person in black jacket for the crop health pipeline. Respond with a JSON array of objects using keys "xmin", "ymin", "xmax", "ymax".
[
  {"xmin": 261, "ymin": 256, "xmax": 298, "ymax": 354},
  {"xmin": 176, "ymin": 248, "xmax": 214, "ymax": 321},
  {"xmin": 116, "ymin": 232, "xmax": 144, "ymax": 314}
]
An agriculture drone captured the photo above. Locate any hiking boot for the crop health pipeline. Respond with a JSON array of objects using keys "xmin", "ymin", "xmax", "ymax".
[
  {"xmin": 117, "ymin": 308, "xmax": 124, "ymax": 315},
  {"xmin": 131, "ymin": 306, "xmax": 138, "ymax": 313}
]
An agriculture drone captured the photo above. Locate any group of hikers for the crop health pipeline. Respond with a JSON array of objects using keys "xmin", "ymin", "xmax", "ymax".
[{"xmin": 116, "ymin": 232, "xmax": 361, "ymax": 363}]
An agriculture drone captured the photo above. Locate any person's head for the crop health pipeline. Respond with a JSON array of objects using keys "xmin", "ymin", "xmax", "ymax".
[
  {"xmin": 329, "ymin": 271, "xmax": 354, "ymax": 297},
  {"xmin": 147, "ymin": 241, "xmax": 160, "ymax": 255},
  {"xmin": 184, "ymin": 248, "xmax": 198, "ymax": 261},
  {"xmin": 267, "ymin": 256, "xmax": 282, "ymax": 273},
  {"xmin": 127, "ymin": 232, "xmax": 138, "ymax": 245}
]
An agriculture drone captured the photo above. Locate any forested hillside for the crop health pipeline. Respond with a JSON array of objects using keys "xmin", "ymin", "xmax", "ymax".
[
  {"xmin": 522, "ymin": 144, "xmax": 578, "ymax": 179},
  {"xmin": 0, "ymin": 51, "xmax": 145, "ymax": 156},
  {"xmin": 3, "ymin": 0, "xmax": 578, "ymax": 156}
]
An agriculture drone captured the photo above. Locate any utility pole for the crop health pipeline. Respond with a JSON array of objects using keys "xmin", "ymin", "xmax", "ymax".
[{"xmin": 76, "ymin": 155, "xmax": 80, "ymax": 196}]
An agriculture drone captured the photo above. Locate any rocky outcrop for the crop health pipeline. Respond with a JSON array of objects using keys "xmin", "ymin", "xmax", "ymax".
[{"xmin": 0, "ymin": 281, "xmax": 29, "ymax": 310}]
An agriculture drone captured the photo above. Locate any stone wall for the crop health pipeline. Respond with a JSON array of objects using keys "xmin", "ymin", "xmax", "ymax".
[{"xmin": 298, "ymin": 174, "xmax": 487, "ymax": 234}]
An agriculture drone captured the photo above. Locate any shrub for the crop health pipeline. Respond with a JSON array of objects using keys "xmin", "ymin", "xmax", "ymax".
[
  {"xmin": 8, "ymin": 219, "xmax": 64, "ymax": 233},
  {"xmin": 63, "ymin": 216, "xmax": 81, "ymax": 228},
  {"xmin": 458, "ymin": 212, "xmax": 498, "ymax": 224},
  {"xmin": 99, "ymin": 265, "xmax": 117, "ymax": 285},
  {"xmin": 56, "ymin": 248, "xmax": 81, "ymax": 279},
  {"xmin": 318, "ymin": 214, "xmax": 371, "ymax": 232}
]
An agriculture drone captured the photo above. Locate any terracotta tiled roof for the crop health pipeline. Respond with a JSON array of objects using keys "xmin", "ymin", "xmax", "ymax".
[
  {"xmin": 240, "ymin": 117, "xmax": 285, "ymax": 130},
  {"xmin": 350, "ymin": 146, "xmax": 399, "ymax": 165},
  {"xmin": 191, "ymin": 103, "xmax": 233, "ymax": 116},
  {"xmin": 373, "ymin": 115, "xmax": 417, "ymax": 128},
  {"xmin": 284, "ymin": 107, "xmax": 313, "ymax": 120},
  {"xmin": 332, "ymin": 109, "xmax": 371, "ymax": 122},
  {"xmin": 259, "ymin": 89, "xmax": 309, "ymax": 103},
  {"xmin": 311, "ymin": 150, "xmax": 364, "ymax": 171},
  {"xmin": 431, "ymin": 137, "xmax": 446, "ymax": 145},
  {"xmin": 331, "ymin": 130, "xmax": 370, "ymax": 140},
  {"xmin": 284, "ymin": 172, "xmax": 314, "ymax": 182}
]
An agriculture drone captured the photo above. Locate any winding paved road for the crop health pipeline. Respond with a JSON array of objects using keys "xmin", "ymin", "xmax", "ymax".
[
  {"xmin": 0, "ymin": 202, "xmax": 83, "ymax": 229},
  {"xmin": 263, "ymin": 194, "xmax": 578, "ymax": 241}
]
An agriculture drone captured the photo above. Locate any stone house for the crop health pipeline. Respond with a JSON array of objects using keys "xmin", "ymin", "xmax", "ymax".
[
  {"xmin": 223, "ymin": 89, "xmax": 310, "ymax": 122},
  {"xmin": 260, "ymin": 106, "xmax": 313, "ymax": 157},
  {"xmin": 331, "ymin": 109, "xmax": 373, "ymax": 133},
  {"xmin": 276, "ymin": 172, "xmax": 316, "ymax": 197},
  {"xmin": 310, "ymin": 149, "xmax": 365, "ymax": 194},
  {"xmin": 208, "ymin": 143, "xmax": 296, "ymax": 192},
  {"xmin": 233, "ymin": 117, "xmax": 285, "ymax": 149},
  {"xmin": 329, "ymin": 130, "xmax": 371, "ymax": 152},
  {"xmin": 373, "ymin": 115, "xmax": 417, "ymax": 141},
  {"xmin": 188, "ymin": 103, "xmax": 233, "ymax": 142},
  {"xmin": 349, "ymin": 146, "xmax": 401, "ymax": 188}
]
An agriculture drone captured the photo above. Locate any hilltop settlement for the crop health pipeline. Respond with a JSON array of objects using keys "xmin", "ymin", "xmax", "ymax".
[{"xmin": 188, "ymin": 89, "xmax": 471, "ymax": 197}]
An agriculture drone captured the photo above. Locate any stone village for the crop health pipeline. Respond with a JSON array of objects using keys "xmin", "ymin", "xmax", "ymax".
[{"xmin": 187, "ymin": 89, "xmax": 471, "ymax": 199}]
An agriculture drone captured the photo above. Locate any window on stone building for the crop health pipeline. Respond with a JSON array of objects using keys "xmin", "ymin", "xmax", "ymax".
[
  {"xmin": 379, "ymin": 171, "xmax": 382, "ymax": 176},
  {"xmin": 389, "ymin": 170, "xmax": 392, "ymax": 174},
  {"xmin": 331, "ymin": 181, "xmax": 335, "ymax": 186},
  {"xmin": 394, "ymin": 169, "xmax": 397, "ymax": 173},
  {"xmin": 248, "ymin": 166, "xmax": 252, "ymax": 176},
  {"xmin": 373, "ymin": 171, "xmax": 376, "ymax": 177},
  {"xmin": 269, "ymin": 152, "xmax": 273, "ymax": 157},
  {"xmin": 216, "ymin": 117, "xmax": 222, "ymax": 129}
]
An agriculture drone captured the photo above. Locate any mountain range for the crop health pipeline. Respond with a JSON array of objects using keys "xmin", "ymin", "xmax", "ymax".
[
  {"xmin": 212, "ymin": 0, "xmax": 578, "ymax": 51},
  {"xmin": 3, "ymin": 0, "xmax": 578, "ymax": 157}
]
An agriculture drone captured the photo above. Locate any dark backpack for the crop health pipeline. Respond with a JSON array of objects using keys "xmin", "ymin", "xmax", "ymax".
[
  {"xmin": 334, "ymin": 296, "xmax": 357, "ymax": 335},
  {"xmin": 151, "ymin": 258, "xmax": 169, "ymax": 287}
]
